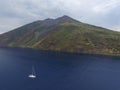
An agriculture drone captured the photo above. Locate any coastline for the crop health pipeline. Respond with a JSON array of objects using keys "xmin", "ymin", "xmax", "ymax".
[{"xmin": 0, "ymin": 46, "xmax": 120, "ymax": 58}]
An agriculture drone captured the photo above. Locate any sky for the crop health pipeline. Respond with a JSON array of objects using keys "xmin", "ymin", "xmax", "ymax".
[{"xmin": 0, "ymin": 0, "xmax": 120, "ymax": 34}]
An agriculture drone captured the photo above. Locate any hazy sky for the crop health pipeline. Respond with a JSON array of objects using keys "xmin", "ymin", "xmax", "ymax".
[{"xmin": 0, "ymin": 0, "xmax": 120, "ymax": 34}]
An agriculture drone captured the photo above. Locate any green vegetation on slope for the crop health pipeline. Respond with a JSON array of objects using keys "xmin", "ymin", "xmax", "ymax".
[
  {"xmin": 34, "ymin": 22, "xmax": 120, "ymax": 55},
  {"xmin": 0, "ymin": 16, "xmax": 120, "ymax": 55}
]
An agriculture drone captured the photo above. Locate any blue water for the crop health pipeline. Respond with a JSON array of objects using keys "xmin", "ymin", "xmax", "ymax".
[{"xmin": 0, "ymin": 47, "xmax": 120, "ymax": 90}]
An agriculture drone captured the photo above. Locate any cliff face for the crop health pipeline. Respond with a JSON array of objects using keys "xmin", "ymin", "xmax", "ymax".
[{"xmin": 0, "ymin": 15, "xmax": 120, "ymax": 55}]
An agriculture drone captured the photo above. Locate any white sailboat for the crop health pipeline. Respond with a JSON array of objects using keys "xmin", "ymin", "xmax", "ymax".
[{"xmin": 28, "ymin": 66, "xmax": 36, "ymax": 78}]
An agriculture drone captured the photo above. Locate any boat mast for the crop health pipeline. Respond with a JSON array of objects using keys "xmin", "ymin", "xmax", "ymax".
[{"xmin": 32, "ymin": 66, "xmax": 36, "ymax": 75}]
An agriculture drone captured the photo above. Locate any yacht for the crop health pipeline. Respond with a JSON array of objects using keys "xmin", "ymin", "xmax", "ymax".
[{"xmin": 28, "ymin": 66, "xmax": 36, "ymax": 78}]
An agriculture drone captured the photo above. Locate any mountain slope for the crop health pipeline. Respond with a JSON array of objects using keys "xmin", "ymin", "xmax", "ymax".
[{"xmin": 0, "ymin": 15, "xmax": 120, "ymax": 55}]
